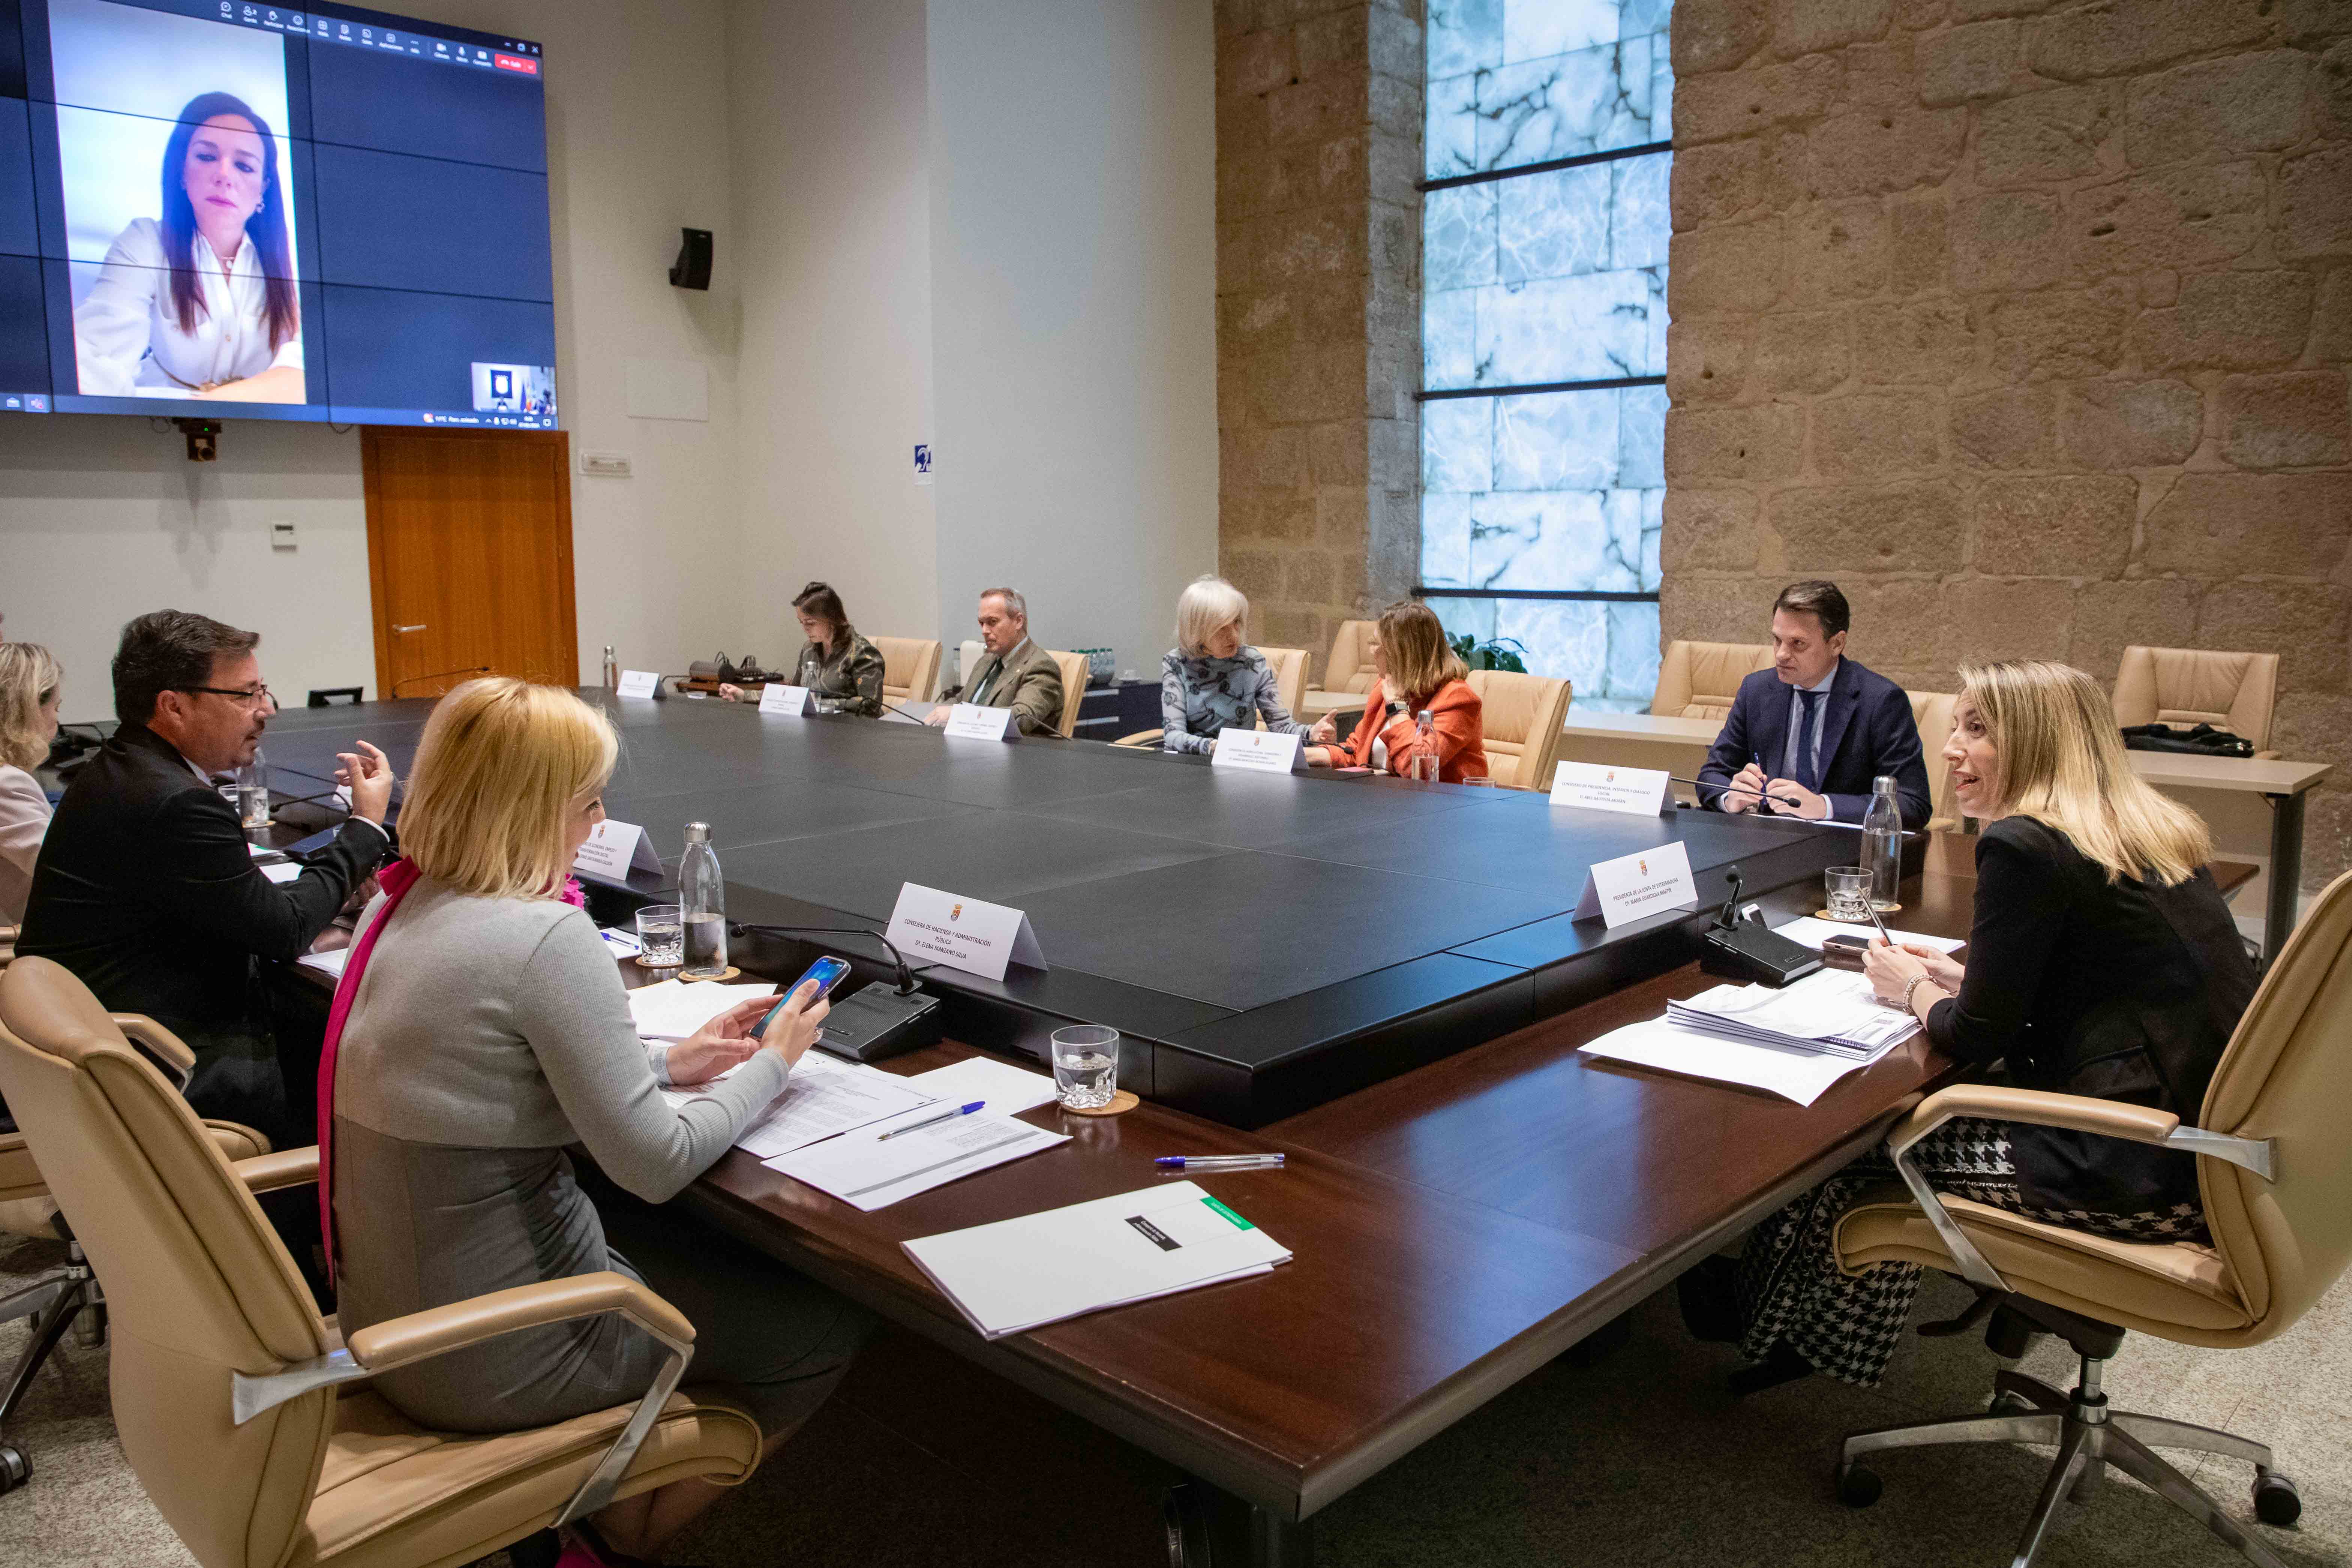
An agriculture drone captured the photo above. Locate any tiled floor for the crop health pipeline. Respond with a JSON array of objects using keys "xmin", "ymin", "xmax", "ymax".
[{"xmin": 3, "ymin": 1228, "xmax": 2346, "ymax": 1568}]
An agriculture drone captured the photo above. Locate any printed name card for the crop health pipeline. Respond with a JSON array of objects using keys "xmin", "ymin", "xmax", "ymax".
[
  {"xmin": 1549, "ymin": 760, "xmax": 1671, "ymax": 817},
  {"xmin": 886, "ymin": 883, "xmax": 1046, "ymax": 982},
  {"xmin": 758, "ymin": 683, "xmax": 811, "ymax": 716},
  {"xmin": 615, "ymin": 669, "xmax": 661, "ymax": 699},
  {"xmin": 943, "ymin": 704, "xmax": 1017, "ymax": 742},
  {"xmin": 1571, "ymin": 839, "xmax": 1699, "ymax": 930},
  {"xmin": 1211, "ymin": 728, "xmax": 1304, "ymax": 773},
  {"xmin": 573, "ymin": 818, "xmax": 663, "ymax": 881}
]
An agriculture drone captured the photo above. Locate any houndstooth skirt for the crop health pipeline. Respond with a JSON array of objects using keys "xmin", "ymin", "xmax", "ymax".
[{"xmin": 1735, "ymin": 1117, "xmax": 2208, "ymax": 1387}]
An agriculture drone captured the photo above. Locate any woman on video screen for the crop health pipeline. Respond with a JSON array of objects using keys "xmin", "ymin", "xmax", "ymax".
[{"xmin": 73, "ymin": 92, "xmax": 305, "ymax": 402}]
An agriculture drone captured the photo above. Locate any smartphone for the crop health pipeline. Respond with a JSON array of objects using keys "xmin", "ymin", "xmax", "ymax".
[
  {"xmin": 752, "ymin": 956, "xmax": 851, "ymax": 1039},
  {"xmin": 1820, "ymin": 933, "xmax": 1869, "ymax": 971}
]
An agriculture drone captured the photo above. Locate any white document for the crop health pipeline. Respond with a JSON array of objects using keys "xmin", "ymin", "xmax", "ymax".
[
  {"xmin": 1571, "ymin": 840, "xmax": 1698, "ymax": 929},
  {"xmin": 1666, "ymin": 966, "xmax": 1920, "ymax": 1060},
  {"xmin": 886, "ymin": 882, "xmax": 1046, "ymax": 981},
  {"xmin": 1579, "ymin": 1016, "xmax": 1888, "ymax": 1107},
  {"xmin": 758, "ymin": 683, "xmax": 810, "ymax": 716},
  {"xmin": 247, "ymin": 842, "xmax": 273, "ymax": 858},
  {"xmin": 1549, "ymin": 760, "xmax": 1671, "ymax": 816},
  {"xmin": 764, "ymin": 1109, "xmax": 1069, "ymax": 1211},
  {"xmin": 615, "ymin": 669, "xmax": 661, "ymax": 699},
  {"xmin": 297, "ymin": 945, "xmax": 352, "ymax": 980},
  {"xmin": 718, "ymin": 1052, "xmax": 940, "ymax": 1160},
  {"xmin": 573, "ymin": 818, "xmax": 663, "ymax": 880},
  {"xmin": 1212, "ymin": 728, "xmax": 1304, "ymax": 774},
  {"xmin": 628, "ymin": 978, "xmax": 777, "ymax": 1039},
  {"xmin": 1772, "ymin": 915, "xmax": 1965, "ymax": 956},
  {"xmin": 904, "ymin": 1182, "xmax": 1292, "ymax": 1340},
  {"xmin": 260, "ymin": 860, "xmax": 304, "ymax": 884},
  {"xmin": 903, "ymin": 1054, "xmax": 1061, "ymax": 1115},
  {"xmin": 943, "ymin": 703, "xmax": 1017, "ymax": 742}
]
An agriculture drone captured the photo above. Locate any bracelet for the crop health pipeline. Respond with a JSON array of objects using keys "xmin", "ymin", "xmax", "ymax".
[{"xmin": 1902, "ymin": 973, "xmax": 1940, "ymax": 1013}]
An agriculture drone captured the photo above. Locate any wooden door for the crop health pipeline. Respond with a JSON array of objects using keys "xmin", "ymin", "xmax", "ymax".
[{"xmin": 363, "ymin": 427, "xmax": 578, "ymax": 699}]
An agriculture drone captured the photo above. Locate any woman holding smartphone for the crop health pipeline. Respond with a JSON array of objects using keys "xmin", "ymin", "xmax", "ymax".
[
  {"xmin": 323, "ymin": 678, "xmax": 868, "ymax": 1565},
  {"xmin": 72, "ymin": 92, "xmax": 306, "ymax": 402}
]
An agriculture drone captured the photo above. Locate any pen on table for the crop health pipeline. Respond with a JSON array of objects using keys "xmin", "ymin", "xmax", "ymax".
[
  {"xmin": 876, "ymin": 1101, "xmax": 985, "ymax": 1140},
  {"xmin": 1674, "ymin": 774, "xmax": 1802, "ymax": 815},
  {"xmin": 1153, "ymin": 1154, "xmax": 1286, "ymax": 1171}
]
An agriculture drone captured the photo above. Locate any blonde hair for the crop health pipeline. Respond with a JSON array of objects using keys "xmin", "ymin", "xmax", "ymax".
[
  {"xmin": 1959, "ymin": 660, "xmax": 2212, "ymax": 886},
  {"xmin": 0, "ymin": 643, "xmax": 62, "ymax": 772},
  {"xmin": 1375, "ymin": 600, "xmax": 1467, "ymax": 707},
  {"xmin": 1175, "ymin": 575, "xmax": 1249, "ymax": 658},
  {"xmin": 398, "ymin": 678, "xmax": 619, "ymax": 899}
]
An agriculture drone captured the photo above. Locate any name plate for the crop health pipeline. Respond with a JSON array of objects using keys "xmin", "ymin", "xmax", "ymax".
[
  {"xmin": 1212, "ymin": 728, "xmax": 1304, "ymax": 773},
  {"xmin": 615, "ymin": 669, "xmax": 661, "ymax": 699},
  {"xmin": 943, "ymin": 703, "xmax": 1017, "ymax": 742},
  {"xmin": 1549, "ymin": 760, "xmax": 1671, "ymax": 816},
  {"xmin": 1572, "ymin": 839, "xmax": 1698, "ymax": 929},
  {"xmin": 886, "ymin": 882, "xmax": 1046, "ymax": 981},
  {"xmin": 573, "ymin": 818, "xmax": 663, "ymax": 881},
  {"xmin": 759, "ymin": 683, "xmax": 811, "ymax": 716}
]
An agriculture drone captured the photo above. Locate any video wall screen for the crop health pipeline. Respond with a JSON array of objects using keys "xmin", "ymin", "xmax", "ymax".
[{"xmin": 0, "ymin": 0, "xmax": 556, "ymax": 428}]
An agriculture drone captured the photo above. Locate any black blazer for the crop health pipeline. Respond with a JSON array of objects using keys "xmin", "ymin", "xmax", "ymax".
[
  {"xmin": 1929, "ymin": 816, "xmax": 2256, "ymax": 1221},
  {"xmin": 1696, "ymin": 658, "xmax": 1933, "ymax": 828},
  {"xmin": 18, "ymin": 722, "xmax": 385, "ymax": 1086}
]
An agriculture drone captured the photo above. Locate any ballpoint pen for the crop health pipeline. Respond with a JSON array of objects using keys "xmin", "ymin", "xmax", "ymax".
[
  {"xmin": 1153, "ymin": 1154, "xmax": 1286, "ymax": 1171},
  {"xmin": 876, "ymin": 1101, "xmax": 985, "ymax": 1139}
]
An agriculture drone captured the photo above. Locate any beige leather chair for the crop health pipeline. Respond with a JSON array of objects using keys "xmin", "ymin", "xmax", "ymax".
[
  {"xmin": 1298, "ymin": 620, "xmax": 1379, "ymax": 721},
  {"xmin": 1046, "ymin": 650, "xmax": 1091, "ymax": 739},
  {"xmin": 871, "ymin": 636, "xmax": 941, "ymax": 704},
  {"xmin": 1115, "ymin": 646, "xmax": 1312, "ymax": 749},
  {"xmin": 0, "ymin": 956, "xmax": 763, "ymax": 1561},
  {"xmin": 1651, "ymin": 641, "xmax": 1773, "ymax": 721},
  {"xmin": 2113, "ymin": 647, "xmax": 2280, "ymax": 757},
  {"xmin": 1465, "ymin": 670, "xmax": 1573, "ymax": 791},
  {"xmin": 0, "ymin": 925, "xmax": 13, "ymax": 967},
  {"xmin": 1826, "ymin": 868, "xmax": 2352, "ymax": 1566},
  {"xmin": 1905, "ymin": 690, "xmax": 1960, "ymax": 831}
]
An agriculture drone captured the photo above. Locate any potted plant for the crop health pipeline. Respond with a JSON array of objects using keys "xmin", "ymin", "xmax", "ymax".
[{"xmin": 1449, "ymin": 632, "xmax": 1529, "ymax": 674}]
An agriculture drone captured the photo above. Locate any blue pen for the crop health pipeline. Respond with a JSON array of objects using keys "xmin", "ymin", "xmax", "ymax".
[{"xmin": 875, "ymin": 1101, "xmax": 986, "ymax": 1140}]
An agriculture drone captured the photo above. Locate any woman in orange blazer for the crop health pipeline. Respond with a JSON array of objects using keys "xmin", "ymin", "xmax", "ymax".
[{"xmin": 1306, "ymin": 600, "xmax": 1489, "ymax": 782}]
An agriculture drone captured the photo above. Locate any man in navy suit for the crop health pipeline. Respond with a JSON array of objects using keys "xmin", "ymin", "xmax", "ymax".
[{"xmin": 1695, "ymin": 581, "xmax": 1933, "ymax": 829}]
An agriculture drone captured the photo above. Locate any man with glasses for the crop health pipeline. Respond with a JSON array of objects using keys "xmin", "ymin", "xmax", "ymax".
[{"xmin": 17, "ymin": 610, "xmax": 393, "ymax": 1148}]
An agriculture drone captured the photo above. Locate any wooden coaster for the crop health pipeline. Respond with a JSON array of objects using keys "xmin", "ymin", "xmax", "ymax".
[
  {"xmin": 632, "ymin": 955, "xmax": 680, "ymax": 970},
  {"xmin": 1060, "ymin": 1090, "xmax": 1139, "ymax": 1117},
  {"xmin": 1813, "ymin": 906, "xmax": 1902, "ymax": 922},
  {"xmin": 680, "ymin": 966, "xmax": 743, "ymax": 983}
]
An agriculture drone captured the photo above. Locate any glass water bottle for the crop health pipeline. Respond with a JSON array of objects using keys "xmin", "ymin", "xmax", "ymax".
[
  {"xmin": 1406, "ymin": 710, "xmax": 1439, "ymax": 782},
  {"xmin": 678, "ymin": 821, "xmax": 729, "ymax": 978},
  {"xmin": 602, "ymin": 645, "xmax": 618, "ymax": 692},
  {"xmin": 235, "ymin": 748, "xmax": 271, "ymax": 833},
  {"xmin": 1861, "ymin": 775, "xmax": 1903, "ymax": 911}
]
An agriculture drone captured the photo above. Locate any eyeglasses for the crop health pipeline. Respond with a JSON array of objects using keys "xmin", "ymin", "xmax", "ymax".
[{"xmin": 174, "ymin": 684, "xmax": 276, "ymax": 710}]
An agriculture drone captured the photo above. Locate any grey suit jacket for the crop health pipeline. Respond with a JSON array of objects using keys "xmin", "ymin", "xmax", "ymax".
[{"xmin": 940, "ymin": 638, "xmax": 1066, "ymax": 737}]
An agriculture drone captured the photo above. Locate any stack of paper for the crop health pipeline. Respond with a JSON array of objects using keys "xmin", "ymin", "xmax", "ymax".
[
  {"xmin": 763, "ymin": 1106, "xmax": 1069, "ymax": 1212},
  {"xmin": 904, "ymin": 1182, "xmax": 1291, "ymax": 1339},
  {"xmin": 627, "ymin": 979, "xmax": 776, "ymax": 1039},
  {"xmin": 297, "ymin": 945, "xmax": 351, "ymax": 980},
  {"xmin": 1666, "ymin": 967, "xmax": 1918, "ymax": 1060},
  {"xmin": 902, "ymin": 1055, "xmax": 1060, "ymax": 1114},
  {"xmin": 1580, "ymin": 1017, "xmax": 1880, "ymax": 1106},
  {"xmin": 1771, "ymin": 916, "xmax": 1965, "ymax": 956},
  {"xmin": 694, "ymin": 1051, "xmax": 942, "ymax": 1159}
]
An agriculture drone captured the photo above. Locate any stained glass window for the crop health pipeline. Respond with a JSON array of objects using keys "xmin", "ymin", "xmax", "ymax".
[{"xmin": 1420, "ymin": 0, "xmax": 1671, "ymax": 713}]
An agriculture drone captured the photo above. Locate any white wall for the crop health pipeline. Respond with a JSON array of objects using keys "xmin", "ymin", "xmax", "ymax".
[
  {"xmin": 926, "ymin": 0, "xmax": 1218, "ymax": 677},
  {"xmin": 0, "ymin": 0, "xmax": 741, "ymax": 718}
]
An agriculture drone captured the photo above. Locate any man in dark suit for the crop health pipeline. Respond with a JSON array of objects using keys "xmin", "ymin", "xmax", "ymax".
[
  {"xmin": 1695, "ymin": 581, "xmax": 1933, "ymax": 829},
  {"xmin": 18, "ymin": 611, "xmax": 394, "ymax": 1146}
]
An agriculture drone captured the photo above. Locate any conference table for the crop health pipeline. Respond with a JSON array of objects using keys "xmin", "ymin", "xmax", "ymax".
[
  {"xmin": 258, "ymin": 694, "xmax": 1989, "ymax": 1566},
  {"xmin": 1557, "ymin": 709, "xmax": 2332, "ymax": 965}
]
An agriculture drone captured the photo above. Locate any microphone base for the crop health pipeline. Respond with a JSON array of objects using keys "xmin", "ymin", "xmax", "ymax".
[{"xmin": 814, "ymin": 983, "xmax": 942, "ymax": 1064}]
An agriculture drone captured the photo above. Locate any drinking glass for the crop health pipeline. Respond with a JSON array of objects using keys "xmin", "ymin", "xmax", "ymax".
[
  {"xmin": 635, "ymin": 903, "xmax": 686, "ymax": 967},
  {"xmin": 1825, "ymin": 867, "xmax": 1874, "ymax": 923},
  {"xmin": 1051, "ymin": 1024, "xmax": 1121, "ymax": 1110}
]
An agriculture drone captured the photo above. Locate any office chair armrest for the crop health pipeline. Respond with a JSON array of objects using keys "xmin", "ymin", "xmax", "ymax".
[
  {"xmin": 1112, "ymin": 729, "xmax": 1164, "ymax": 748},
  {"xmin": 233, "ymin": 1146, "xmax": 318, "ymax": 1195},
  {"xmin": 1886, "ymin": 1085, "xmax": 2277, "ymax": 1296},
  {"xmin": 109, "ymin": 1013, "xmax": 196, "ymax": 1077},
  {"xmin": 234, "ymin": 1271, "xmax": 702, "ymax": 1526}
]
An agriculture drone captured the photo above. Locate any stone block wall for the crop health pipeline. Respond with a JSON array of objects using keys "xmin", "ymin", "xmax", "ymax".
[
  {"xmin": 1215, "ymin": 0, "xmax": 1424, "ymax": 680},
  {"xmin": 1661, "ymin": 0, "xmax": 2352, "ymax": 886}
]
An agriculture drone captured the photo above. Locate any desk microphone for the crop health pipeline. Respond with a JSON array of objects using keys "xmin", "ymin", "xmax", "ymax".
[{"xmin": 880, "ymin": 697, "xmax": 937, "ymax": 726}]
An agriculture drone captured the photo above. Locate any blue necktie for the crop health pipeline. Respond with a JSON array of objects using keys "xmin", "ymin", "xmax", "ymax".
[{"xmin": 1795, "ymin": 689, "xmax": 1824, "ymax": 792}]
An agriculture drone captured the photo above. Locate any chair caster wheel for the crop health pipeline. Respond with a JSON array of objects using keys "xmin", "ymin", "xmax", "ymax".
[
  {"xmin": 0, "ymin": 1443, "xmax": 29, "ymax": 1495},
  {"xmin": 1835, "ymin": 1461, "xmax": 1882, "ymax": 1508},
  {"xmin": 2254, "ymin": 1467, "xmax": 2301, "ymax": 1527}
]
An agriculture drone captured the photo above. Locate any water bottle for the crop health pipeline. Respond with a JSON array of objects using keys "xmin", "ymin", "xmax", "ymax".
[
  {"xmin": 235, "ymin": 748, "xmax": 271, "ymax": 833},
  {"xmin": 1406, "ymin": 710, "xmax": 1439, "ymax": 783},
  {"xmin": 800, "ymin": 647, "xmax": 826, "ymax": 712},
  {"xmin": 1861, "ymin": 774, "xmax": 1902, "ymax": 911},
  {"xmin": 602, "ymin": 645, "xmax": 618, "ymax": 692},
  {"xmin": 678, "ymin": 821, "xmax": 729, "ymax": 978}
]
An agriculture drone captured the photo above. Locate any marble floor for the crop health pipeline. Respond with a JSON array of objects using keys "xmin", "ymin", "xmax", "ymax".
[{"xmin": 3, "ymin": 1229, "xmax": 2346, "ymax": 1568}]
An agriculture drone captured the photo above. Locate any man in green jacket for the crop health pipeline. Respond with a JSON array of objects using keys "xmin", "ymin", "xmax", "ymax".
[{"xmin": 928, "ymin": 587, "xmax": 1066, "ymax": 737}]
